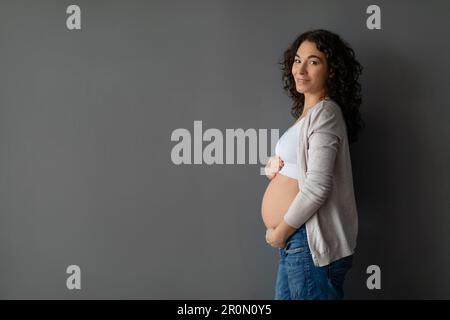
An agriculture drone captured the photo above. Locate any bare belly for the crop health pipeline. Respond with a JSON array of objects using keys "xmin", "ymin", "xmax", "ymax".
[{"xmin": 261, "ymin": 173, "xmax": 300, "ymax": 229}]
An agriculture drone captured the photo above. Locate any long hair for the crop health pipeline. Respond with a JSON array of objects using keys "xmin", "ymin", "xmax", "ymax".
[{"xmin": 279, "ymin": 29, "xmax": 365, "ymax": 145}]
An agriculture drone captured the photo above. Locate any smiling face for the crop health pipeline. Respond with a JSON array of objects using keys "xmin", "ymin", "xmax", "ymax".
[{"xmin": 291, "ymin": 40, "xmax": 330, "ymax": 96}]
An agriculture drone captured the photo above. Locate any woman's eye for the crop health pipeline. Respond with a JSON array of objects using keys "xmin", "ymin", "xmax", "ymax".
[{"xmin": 294, "ymin": 59, "xmax": 318, "ymax": 65}]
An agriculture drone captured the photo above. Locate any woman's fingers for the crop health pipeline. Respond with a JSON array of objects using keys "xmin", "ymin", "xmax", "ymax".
[
  {"xmin": 265, "ymin": 157, "xmax": 277, "ymax": 178},
  {"xmin": 278, "ymin": 157, "xmax": 284, "ymax": 169},
  {"xmin": 265, "ymin": 156, "xmax": 285, "ymax": 178}
]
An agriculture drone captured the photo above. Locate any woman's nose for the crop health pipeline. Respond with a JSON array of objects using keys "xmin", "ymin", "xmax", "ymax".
[
  {"xmin": 294, "ymin": 63, "xmax": 307, "ymax": 75},
  {"xmin": 299, "ymin": 63, "xmax": 307, "ymax": 74}
]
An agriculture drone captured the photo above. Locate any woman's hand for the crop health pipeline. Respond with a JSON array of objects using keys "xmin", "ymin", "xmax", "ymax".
[
  {"xmin": 264, "ymin": 156, "xmax": 284, "ymax": 180},
  {"xmin": 265, "ymin": 228, "xmax": 286, "ymax": 249}
]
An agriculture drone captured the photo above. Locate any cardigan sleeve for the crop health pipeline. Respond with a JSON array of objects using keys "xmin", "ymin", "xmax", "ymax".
[{"xmin": 283, "ymin": 105, "xmax": 343, "ymax": 229}]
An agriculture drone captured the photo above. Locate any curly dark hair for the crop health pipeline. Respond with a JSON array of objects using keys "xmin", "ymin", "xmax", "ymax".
[{"xmin": 279, "ymin": 29, "xmax": 365, "ymax": 145}]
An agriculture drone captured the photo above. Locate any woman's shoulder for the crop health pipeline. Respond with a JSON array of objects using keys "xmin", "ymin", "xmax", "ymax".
[
  {"xmin": 308, "ymin": 98, "xmax": 346, "ymax": 138},
  {"xmin": 309, "ymin": 98, "xmax": 343, "ymax": 121}
]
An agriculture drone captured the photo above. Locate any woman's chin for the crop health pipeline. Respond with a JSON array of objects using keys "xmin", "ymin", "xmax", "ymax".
[{"xmin": 295, "ymin": 84, "xmax": 310, "ymax": 93}]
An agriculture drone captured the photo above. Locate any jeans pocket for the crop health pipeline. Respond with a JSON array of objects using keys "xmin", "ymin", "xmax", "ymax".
[{"xmin": 285, "ymin": 246, "xmax": 306, "ymax": 254}]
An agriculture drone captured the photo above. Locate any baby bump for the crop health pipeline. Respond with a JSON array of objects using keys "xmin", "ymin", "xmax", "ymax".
[{"xmin": 261, "ymin": 173, "xmax": 300, "ymax": 229}]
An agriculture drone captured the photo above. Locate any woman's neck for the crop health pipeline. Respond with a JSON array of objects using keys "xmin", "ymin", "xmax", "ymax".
[
  {"xmin": 303, "ymin": 91, "xmax": 328, "ymax": 111},
  {"xmin": 301, "ymin": 92, "xmax": 329, "ymax": 118}
]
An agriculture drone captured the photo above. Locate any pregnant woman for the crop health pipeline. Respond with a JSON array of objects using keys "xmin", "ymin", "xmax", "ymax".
[{"xmin": 260, "ymin": 29, "xmax": 364, "ymax": 300}]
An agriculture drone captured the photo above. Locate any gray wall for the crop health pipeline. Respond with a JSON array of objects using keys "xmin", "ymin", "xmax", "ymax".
[{"xmin": 0, "ymin": 0, "xmax": 449, "ymax": 299}]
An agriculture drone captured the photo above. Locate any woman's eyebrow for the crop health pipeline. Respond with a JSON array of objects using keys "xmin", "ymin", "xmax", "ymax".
[{"xmin": 295, "ymin": 54, "xmax": 323, "ymax": 61}]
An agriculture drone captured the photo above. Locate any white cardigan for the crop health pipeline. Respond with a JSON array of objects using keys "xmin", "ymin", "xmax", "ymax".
[{"xmin": 283, "ymin": 98, "xmax": 359, "ymax": 267}]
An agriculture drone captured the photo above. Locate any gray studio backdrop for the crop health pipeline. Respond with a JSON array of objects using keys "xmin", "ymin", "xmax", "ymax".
[{"xmin": 1, "ymin": 0, "xmax": 449, "ymax": 299}]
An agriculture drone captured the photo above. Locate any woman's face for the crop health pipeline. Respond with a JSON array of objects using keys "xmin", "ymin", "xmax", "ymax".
[{"xmin": 291, "ymin": 40, "xmax": 330, "ymax": 95}]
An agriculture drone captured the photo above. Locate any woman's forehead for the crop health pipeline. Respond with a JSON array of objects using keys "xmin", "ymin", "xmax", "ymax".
[{"xmin": 296, "ymin": 41, "xmax": 325, "ymax": 58}]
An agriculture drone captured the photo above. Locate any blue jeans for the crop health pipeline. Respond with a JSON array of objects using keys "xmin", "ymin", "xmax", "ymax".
[{"xmin": 275, "ymin": 224, "xmax": 353, "ymax": 300}]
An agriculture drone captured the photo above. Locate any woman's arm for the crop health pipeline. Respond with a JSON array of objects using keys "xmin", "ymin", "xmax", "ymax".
[{"xmin": 282, "ymin": 106, "xmax": 343, "ymax": 229}]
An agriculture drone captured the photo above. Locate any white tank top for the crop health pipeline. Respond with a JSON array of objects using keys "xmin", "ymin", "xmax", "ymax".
[{"xmin": 274, "ymin": 117, "xmax": 305, "ymax": 180}]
